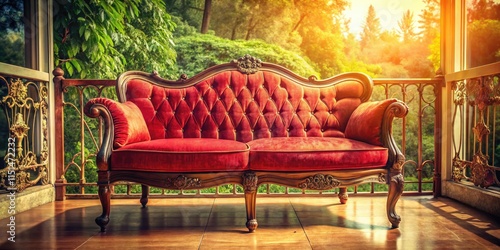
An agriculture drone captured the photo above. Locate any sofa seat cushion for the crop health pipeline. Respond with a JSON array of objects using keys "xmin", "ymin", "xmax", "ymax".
[
  {"xmin": 247, "ymin": 137, "xmax": 388, "ymax": 171},
  {"xmin": 111, "ymin": 138, "xmax": 249, "ymax": 172}
]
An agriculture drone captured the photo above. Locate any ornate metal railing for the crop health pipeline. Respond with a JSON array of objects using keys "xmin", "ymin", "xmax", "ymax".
[
  {"xmin": 0, "ymin": 75, "xmax": 49, "ymax": 193},
  {"xmin": 373, "ymin": 77, "xmax": 442, "ymax": 195},
  {"xmin": 53, "ymin": 69, "xmax": 441, "ymax": 199},
  {"xmin": 448, "ymin": 63, "xmax": 500, "ymax": 189}
]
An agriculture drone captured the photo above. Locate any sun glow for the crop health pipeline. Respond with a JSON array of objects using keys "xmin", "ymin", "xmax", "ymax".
[{"xmin": 344, "ymin": 0, "xmax": 427, "ymax": 37}]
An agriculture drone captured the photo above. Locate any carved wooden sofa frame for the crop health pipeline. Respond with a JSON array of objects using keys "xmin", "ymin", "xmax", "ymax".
[{"xmin": 84, "ymin": 55, "xmax": 408, "ymax": 233}]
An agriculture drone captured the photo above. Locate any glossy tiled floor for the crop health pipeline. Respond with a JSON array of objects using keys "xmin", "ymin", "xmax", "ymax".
[{"xmin": 0, "ymin": 196, "xmax": 499, "ymax": 249}]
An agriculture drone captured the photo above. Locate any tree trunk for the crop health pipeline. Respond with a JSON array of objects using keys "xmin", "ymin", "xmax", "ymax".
[
  {"xmin": 245, "ymin": 16, "xmax": 258, "ymax": 40},
  {"xmin": 201, "ymin": 0, "xmax": 212, "ymax": 33},
  {"xmin": 290, "ymin": 13, "xmax": 307, "ymax": 34}
]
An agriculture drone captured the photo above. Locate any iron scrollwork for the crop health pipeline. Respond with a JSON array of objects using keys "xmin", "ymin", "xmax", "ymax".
[
  {"xmin": 452, "ymin": 75, "xmax": 500, "ymax": 188},
  {"xmin": 0, "ymin": 77, "xmax": 49, "ymax": 192}
]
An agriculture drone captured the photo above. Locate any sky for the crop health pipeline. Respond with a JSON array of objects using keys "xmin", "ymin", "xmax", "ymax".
[{"xmin": 343, "ymin": 0, "xmax": 427, "ymax": 36}]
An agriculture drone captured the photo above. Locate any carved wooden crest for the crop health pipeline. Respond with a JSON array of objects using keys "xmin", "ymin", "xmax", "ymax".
[
  {"xmin": 298, "ymin": 174, "xmax": 341, "ymax": 190},
  {"xmin": 242, "ymin": 172, "xmax": 258, "ymax": 192},
  {"xmin": 232, "ymin": 54, "xmax": 262, "ymax": 74},
  {"xmin": 165, "ymin": 175, "xmax": 201, "ymax": 189}
]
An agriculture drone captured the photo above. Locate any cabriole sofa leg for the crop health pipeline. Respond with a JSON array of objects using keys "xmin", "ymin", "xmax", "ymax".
[
  {"xmin": 245, "ymin": 192, "xmax": 258, "ymax": 233},
  {"xmin": 387, "ymin": 173, "xmax": 404, "ymax": 228},
  {"xmin": 338, "ymin": 187, "xmax": 348, "ymax": 204},
  {"xmin": 140, "ymin": 184, "xmax": 149, "ymax": 208},
  {"xmin": 243, "ymin": 172, "xmax": 258, "ymax": 232},
  {"xmin": 96, "ymin": 184, "xmax": 111, "ymax": 232}
]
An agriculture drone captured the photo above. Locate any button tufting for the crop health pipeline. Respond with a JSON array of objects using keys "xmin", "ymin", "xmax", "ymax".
[
  {"xmin": 286, "ymin": 128, "xmax": 290, "ymax": 132},
  {"xmin": 321, "ymin": 129, "xmax": 325, "ymax": 132},
  {"xmin": 304, "ymin": 128, "xmax": 308, "ymax": 132}
]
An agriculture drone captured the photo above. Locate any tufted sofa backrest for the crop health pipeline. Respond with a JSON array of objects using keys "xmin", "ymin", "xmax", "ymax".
[{"xmin": 117, "ymin": 59, "xmax": 373, "ymax": 143}]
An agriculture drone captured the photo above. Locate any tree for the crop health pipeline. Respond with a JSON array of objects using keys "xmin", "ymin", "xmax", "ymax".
[
  {"xmin": 467, "ymin": 0, "xmax": 500, "ymax": 22},
  {"xmin": 204, "ymin": 0, "xmax": 350, "ymax": 78},
  {"xmin": 210, "ymin": 0, "xmax": 292, "ymax": 41},
  {"xmin": 165, "ymin": 0, "xmax": 205, "ymax": 30},
  {"xmin": 398, "ymin": 10, "xmax": 417, "ymax": 43},
  {"xmin": 174, "ymin": 33, "xmax": 320, "ymax": 78},
  {"xmin": 54, "ymin": 0, "xmax": 177, "ymax": 78},
  {"xmin": 360, "ymin": 5, "xmax": 381, "ymax": 49},
  {"xmin": 0, "ymin": 0, "xmax": 23, "ymax": 33},
  {"xmin": 418, "ymin": 0, "xmax": 439, "ymax": 44},
  {"xmin": 54, "ymin": 0, "xmax": 177, "ymax": 194},
  {"xmin": 293, "ymin": 0, "xmax": 349, "ymax": 77},
  {"xmin": 467, "ymin": 0, "xmax": 500, "ymax": 67},
  {"xmin": 200, "ymin": 0, "xmax": 212, "ymax": 33},
  {"xmin": 0, "ymin": 0, "xmax": 24, "ymax": 66}
]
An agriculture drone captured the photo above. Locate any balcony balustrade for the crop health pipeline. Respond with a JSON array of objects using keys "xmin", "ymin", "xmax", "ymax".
[
  {"xmin": 447, "ymin": 66, "xmax": 500, "ymax": 189},
  {"xmin": 0, "ymin": 76, "xmax": 49, "ymax": 193},
  {"xmin": 49, "ymin": 71, "xmax": 442, "ymax": 199},
  {"xmin": 2, "ymin": 67, "xmax": 499, "ymax": 200}
]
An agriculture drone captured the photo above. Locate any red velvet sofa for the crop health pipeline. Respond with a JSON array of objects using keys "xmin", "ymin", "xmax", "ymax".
[{"xmin": 84, "ymin": 55, "xmax": 408, "ymax": 233}]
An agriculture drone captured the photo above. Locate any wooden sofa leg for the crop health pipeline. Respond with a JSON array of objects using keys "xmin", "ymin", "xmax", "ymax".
[
  {"xmin": 338, "ymin": 187, "xmax": 348, "ymax": 204},
  {"xmin": 243, "ymin": 172, "xmax": 258, "ymax": 232},
  {"xmin": 387, "ymin": 173, "xmax": 404, "ymax": 228},
  {"xmin": 141, "ymin": 185, "xmax": 149, "ymax": 208},
  {"xmin": 95, "ymin": 184, "xmax": 111, "ymax": 232}
]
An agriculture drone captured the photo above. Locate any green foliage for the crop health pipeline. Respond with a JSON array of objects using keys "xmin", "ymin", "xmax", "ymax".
[
  {"xmin": 467, "ymin": 19, "xmax": 500, "ymax": 67},
  {"xmin": 428, "ymin": 34, "xmax": 441, "ymax": 72},
  {"xmin": 53, "ymin": 0, "xmax": 176, "ymax": 79},
  {"xmin": 0, "ymin": 0, "xmax": 25, "ymax": 66},
  {"xmin": 174, "ymin": 33, "xmax": 320, "ymax": 78},
  {"xmin": 171, "ymin": 0, "xmax": 350, "ymax": 78},
  {"xmin": 165, "ymin": 0, "xmax": 205, "ymax": 30},
  {"xmin": 0, "ymin": 32, "xmax": 24, "ymax": 67},
  {"xmin": 0, "ymin": 0, "xmax": 24, "ymax": 33}
]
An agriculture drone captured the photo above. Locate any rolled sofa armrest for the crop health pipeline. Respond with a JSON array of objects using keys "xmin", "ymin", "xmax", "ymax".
[
  {"xmin": 84, "ymin": 98, "xmax": 151, "ymax": 170},
  {"xmin": 345, "ymin": 98, "xmax": 409, "ymax": 169}
]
